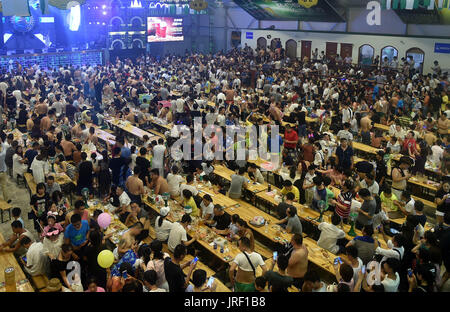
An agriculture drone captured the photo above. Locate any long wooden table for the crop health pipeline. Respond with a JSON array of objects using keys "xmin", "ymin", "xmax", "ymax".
[
  {"xmin": 0, "ymin": 233, "xmax": 34, "ymax": 292},
  {"xmin": 141, "ymin": 196, "xmax": 241, "ymax": 265},
  {"xmin": 213, "ymin": 165, "xmax": 269, "ymax": 194},
  {"xmin": 105, "ymin": 118, "xmax": 159, "ymax": 142}
]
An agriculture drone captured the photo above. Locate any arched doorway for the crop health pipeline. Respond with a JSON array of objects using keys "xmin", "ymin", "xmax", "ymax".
[
  {"xmin": 406, "ymin": 47, "xmax": 425, "ymax": 74},
  {"xmin": 358, "ymin": 44, "xmax": 374, "ymax": 66},
  {"xmin": 286, "ymin": 39, "xmax": 297, "ymax": 60},
  {"xmin": 270, "ymin": 38, "xmax": 276, "ymax": 50},
  {"xmin": 257, "ymin": 37, "xmax": 267, "ymax": 50},
  {"xmin": 381, "ymin": 46, "xmax": 398, "ymax": 65}
]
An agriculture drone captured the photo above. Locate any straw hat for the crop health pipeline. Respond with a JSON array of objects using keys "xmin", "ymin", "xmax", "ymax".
[{"xmin": 46, "ymin": 278, "xmax": 62, "ymax": 292}]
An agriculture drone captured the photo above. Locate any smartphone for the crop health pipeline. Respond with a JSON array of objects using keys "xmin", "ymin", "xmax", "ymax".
[
  {"xmin": 390, "ymin": 228, "xmax": 400, "ymax": 235},
  {"xmin": 361, "ymin": 265, "xmax": 366, "ymax": 274},
  {"xmin": 207, "ymin": 276, "xmax": 215, "ymax": 288},
  {"xmin": 407, "ymin": 268, "xmax": 413, "ymax": 277},
  {"xmin": 334, "ymin": 257, "xmax": 342, "ymax": 265},
  {"xmin": 273, "ymin": 251, "xmax": 278, "ymax": 260},
  {"xmin": 22, "ymin": 256, "xmax": 27, "ymax": 263},
  {"xmin": 122, "ymin": 271, "xmax": 128, "ymax": 279},
  {"xmin": 193, "ymin": 256, "xmax": 199, "ymax": 264}
]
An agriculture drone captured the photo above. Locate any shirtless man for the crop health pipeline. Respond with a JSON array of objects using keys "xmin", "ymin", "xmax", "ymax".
[
  {"xmin": 60, "ymin": 134, "xmax": 77, "ymax": 161},
  {"xmin": 229, "ymin": 237, "xmax": 267, "ymax": 292},
  {"xmin": 125, "ymin": 166, "xmax": 145, "ymax": 204},
  {"xmin": 40, "ymin": 109, "xmax": 55, "ymax": 132},
  {"xmin": 438, "ymin": 113, "xmax": 449, "ymax": 137},
  {"xmin": 287, "ymin": 233, "xmax": 309, "ymax": 290},
  {"xmin": 35, "ymin": 99, "xmax": 48, "ymax": 117},
  {"xmin": 360, "ymin": 111, "xmax": 373, "ymax": 145},
  {"xmin": 125, "ymin": 108, "xmax": 135, "ymax": 124},
  {"xmin": 148, "ymin": 168, "xmax": 169, "ymax": 195},
  {"xmin": 85, "ymin": 127, "xmax": 98, "ymax": 146}
]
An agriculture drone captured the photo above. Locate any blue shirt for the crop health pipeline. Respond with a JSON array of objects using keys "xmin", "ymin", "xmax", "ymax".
[
  {"xmin": 267, "ymin": 135, "xmax": 283, "ymax": 153},
  {"xmin": 64, "ymin": 220, "xmax": 89, "ymax": 246},
  {"xmin": 120, "ymin": 147, "xmax": 131, "ymax": 159}
]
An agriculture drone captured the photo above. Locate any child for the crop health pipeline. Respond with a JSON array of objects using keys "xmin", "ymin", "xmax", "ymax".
[
  {"xmin": 311, "ymin": 176, "xmax": 328, "ymax": 212},
  {"xmin": 11, "ymin": 207, "xmax": 24, "ymax": 228},
  {"xmin": 42, "ymin": 213, "xmax": 64, "ymax": 238},
  {"xmin": 379, "ymin": 186, "xmax": 402, "ymax": 219},
  {"xmin": 254, "ymin": 276, "xmax": 267, "ymax": 292},
  {"xmin": 414, "ymin": 200, "xmax": 427, "ymax": 227},
  {"xmin": 182, "ymin": 189, "xmax": 200, "ymax": 217},
  {"xmin": 303, "ymin": 165, "xmax": 317, "ymax": 206}
]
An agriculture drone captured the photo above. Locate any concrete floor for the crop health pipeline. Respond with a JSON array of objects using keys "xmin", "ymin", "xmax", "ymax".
[{"xmin": 0, "ymin": 175, "xmax": 38, "ymax": 240}]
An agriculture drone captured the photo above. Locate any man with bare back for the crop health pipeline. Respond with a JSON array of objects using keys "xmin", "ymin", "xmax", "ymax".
[
  {"xmin": 287, "ymin": 233, "xmax": 308, "ymax": 290},
  {"xmin": 360, "ymin": 111, "xmax": 373, "ymax": 145}
]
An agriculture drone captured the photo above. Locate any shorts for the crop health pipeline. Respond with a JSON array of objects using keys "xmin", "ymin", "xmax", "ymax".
[{"xmin": 234, "ymin": 281, "xmax": 256, "ymax": 292}]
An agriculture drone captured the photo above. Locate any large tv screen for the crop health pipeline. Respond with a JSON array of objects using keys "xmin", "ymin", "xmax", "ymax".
[{"xmin": 147, "ymin": 17, "xmax": 183, "ymax": 42}]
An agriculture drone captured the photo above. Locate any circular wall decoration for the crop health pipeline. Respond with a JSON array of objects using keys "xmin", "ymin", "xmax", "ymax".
[
  {"xmin": 11, "ymin": 16, "xmax": 36, "ymax": 33},
  {"xmin": 49, "ymin": 0, "xmax": 86, "ymax": 10}
]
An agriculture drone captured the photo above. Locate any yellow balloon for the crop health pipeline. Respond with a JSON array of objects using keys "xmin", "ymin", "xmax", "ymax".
[{"xmin": 97, "ymin": 250, "xmax": 114, "ymax": 269}]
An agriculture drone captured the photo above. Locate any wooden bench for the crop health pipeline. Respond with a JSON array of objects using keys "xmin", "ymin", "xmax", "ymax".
[
  {"xmin": 411, "ymin": 195, "xmax": 437, "ymax": 210},
  {"xmin": 24, "ymin": 173, "xmax": 37, "ymax": 195},
  {"xmin": 0, "ymin": 200, "xmax": 13, "ymax": 223},
  {"xmin": 31, "ymin": 274, "xmax": 48, "ymax": 291}
]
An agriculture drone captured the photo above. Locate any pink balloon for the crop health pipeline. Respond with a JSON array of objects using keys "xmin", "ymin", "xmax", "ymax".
[{"xmin": 97, "ymin": 212, "xmax": 111, "ymax": 228}]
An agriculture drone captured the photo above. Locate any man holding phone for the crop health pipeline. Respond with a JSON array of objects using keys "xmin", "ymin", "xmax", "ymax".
[
  {"xmin": 19, "ymin": 236, "xmax": 48, "ymax": 276},
  {"xmin": 264, "ymin": 253, "xmax": 293, "ymax": 292},
  {"xmin": 164, "ymin": 244, "xmax": 197, "ymax": 292}
]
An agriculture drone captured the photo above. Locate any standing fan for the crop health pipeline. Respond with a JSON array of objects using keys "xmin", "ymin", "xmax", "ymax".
[
  {"xmin": 316, "ymin": 200, "xmax": 327, "ymax": 222},
  {"xmin": 81, "ymin": 187, "xmax": 90, "ymax": 207}
]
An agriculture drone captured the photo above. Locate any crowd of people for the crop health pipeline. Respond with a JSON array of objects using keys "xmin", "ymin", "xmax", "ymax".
[{"xmin": 0, "ymin": 42, "xmax": 448, "ymax": 293}]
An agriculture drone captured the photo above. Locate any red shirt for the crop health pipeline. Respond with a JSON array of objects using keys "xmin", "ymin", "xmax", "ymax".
[{"xmin": 284, "ymin": 129, "xmax": 298, "ymax": 149}]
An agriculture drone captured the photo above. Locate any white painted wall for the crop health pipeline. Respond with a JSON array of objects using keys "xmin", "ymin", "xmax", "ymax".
[
  {"xmin": 300, "ymin": 22, "xmax": 346, "ymax": 32},
  {"xmin": 239, "ymin": 29, "xmax": 450, "ymax": 75}
]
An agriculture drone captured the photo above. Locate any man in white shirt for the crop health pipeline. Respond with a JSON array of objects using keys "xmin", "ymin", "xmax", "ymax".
[
  {"xmin": 116, "ymin": 186, "xmax": 131, "ymax": 219},
  {"xmin": 399, "ymin": 191, "xmax": 415, "ymax": 216},
  {"xmin": 317, "ymin": 215, "xmax": 346, "ymax": 254},
  {"xmin": 152, "ymin": 138, "xmax": 167, "ymax": 177},
  {"xmin": 180, "ymin": 174, "xmax": 199, "ymax": 200},
  {"xmin": 20, "ymin": 236, "xmax": 48, "ymax": 276},
  {"xmin": 431, "ymin": 142, "xmax": 444, "ymax": 166},
  {"xmin": 167, "ymin": 214, "xmax": 197, "ymax": 252}
]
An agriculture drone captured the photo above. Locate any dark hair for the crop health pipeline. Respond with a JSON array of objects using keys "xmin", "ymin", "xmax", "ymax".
[
  {"xmin": 36, "ymin": 182, "xmax": 46, "ymax": 192},
  {"xmin": 358, "ymin": 188, "xmax": 371, "ymax": 198},
  {"xmin": 150, "ymin": 168, "xmax": 160, "ymax": 176},
  {"xmin": 181, "ymin": 214, "xmax": 192, "ymax": 224},
  {"xmin": 182, "ymin": 189, "xmax": 192, "ymax": 199},
  {"xmin": 331, "ymin": 214, "xmax": 341, "ymax": 226},
  {"xmin": 70, "ymin": 213, "xmax": 82, "ymax": 224},
  {"xmin": 11, "ymin": 220, "xmax": 23, "ymax": 229},
  {"xmin": 74, "ymin": 200, "xmax": 85, "ymax": 210},
  {"xmin": 384, "ymin": 258, "xmax": 400, "ymax": 273},
  {"xmin": 143, "ymin": 270, "xmax": 158, "ymax": 285},
  {"xmin": 121, "ymin": 280, "xmax": 143, "ymax": 292},
  {"xmin": 150, "ymin": 240, "xmax": 164, "ymax": 260},
  {"xmin": 88, "ymin": 230, "xmax": 102, "ymax": 247},
  {"xmin": 173, "ymin": 244, "xmax": 187, "ymax": 259},
  {"xmin": 339, "ymin": 263, "xmax": 354, "ymax": 283},
  {"xmin": 337, "ymin": 283, "xmax": 350, "ymax": 292},
  {"xmin": 20, "ymin": 236, "xmax": 32, "ymax": 246},
  {"xmin": 12, "ymin": 207, "xmax": 21, "ymax": 217},
  {"xmin": 363, "ymin": 225, "xmax": 374, "ymax": 236},
  {"xmin": 283, "ymin": 180, "xmax": 292, "ymax": 187},
  {"xmin": 277, "ymin": 254, "xmax": 289, "ymax": 271},
  {"xmin": 203, "ymin": 194, "xmax": 212, "ymax": 202},
  {"xmin": 61, "ymin": 243, "xmax": 73, "ymax": 253},
  {"xmin": 414, "ymin": 200, "xmax": 424, "ymax": 212},
  {"xmin": 286, "ymin": 192, "xmax": 295, "ymax": 201},
  {"xmin": 192, "ymin": 269, "xmax": 207, "ymax": 288},
  {"xmin": 255, "ymin": 276, "xmax": 267, "ymax": 289}
]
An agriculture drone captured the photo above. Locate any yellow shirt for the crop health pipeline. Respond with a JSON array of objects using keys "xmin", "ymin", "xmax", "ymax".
[
  {"xmin": 184, "ymin": 197, "xmax": 200, "ymax": 217},
  {"xmin": 281, "ymin": 186, "xmax": 300, "ymax": 202},
  {"xmin": 442, "ymin": 95, "xmax": 449, "ymax": 112},
  {"xmin": 380, "ymin": 192, "xmax": 398, "ymax": 211}
]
